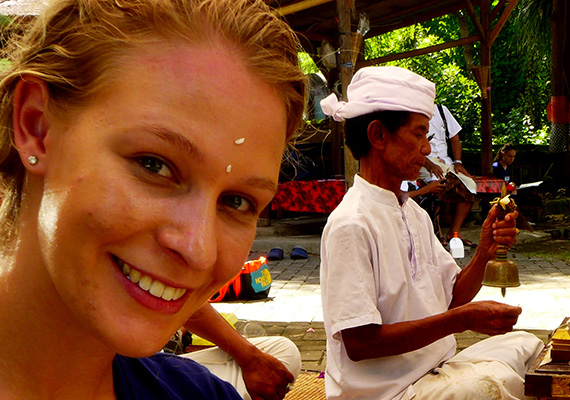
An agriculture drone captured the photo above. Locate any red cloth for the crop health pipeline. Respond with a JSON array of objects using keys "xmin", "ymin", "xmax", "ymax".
[
  {"xmin": 271, "ymin": 179, "xmax": 346, "ymax": 213},
  {"xmin": 473, "ymin": 176, "xmax": 516, "ymax": 194},
  {"xmin": 272, "ymin": 178, "xmax": 512, "ymax": 214},
  {"xmin": 547, "ymin": 96, "xmax": 569, "ymax": 123}
]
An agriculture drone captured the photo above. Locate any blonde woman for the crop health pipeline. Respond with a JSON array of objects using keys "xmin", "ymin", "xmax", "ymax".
[
  {"xmin": 492, "ymin": 143, "xmax": 517, "ymax": 183},
  {"xmin": 0, "ymin": 0, "xmax": 305, "ymax": 398}
]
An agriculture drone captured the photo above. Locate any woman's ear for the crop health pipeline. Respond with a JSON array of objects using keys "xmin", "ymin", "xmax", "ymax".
[
  {"xmin": 12, "ymin": 76, "xmax": 50, "ymax": 173},
  {"xmin": 367, "ymin": 120, "xmax": 386, "ymax": 150}
]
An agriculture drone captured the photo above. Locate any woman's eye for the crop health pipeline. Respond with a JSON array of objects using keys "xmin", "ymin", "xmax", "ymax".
[
  {"xmin": 222, "ymin": 194, "xmax": 253, "ymax": 213},
  {"xmin": 139, "ymin": 156, "xmax": 172, "ymax": 178}
]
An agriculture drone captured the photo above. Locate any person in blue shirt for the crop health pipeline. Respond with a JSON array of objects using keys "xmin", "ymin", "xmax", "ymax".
[
  {"xmin": 0, "ymin": 0, "xmax": 306, "ymax": 399},
  {"xmin": 493, "ymin": 143, "xmax": 517, "ymax": 183}
]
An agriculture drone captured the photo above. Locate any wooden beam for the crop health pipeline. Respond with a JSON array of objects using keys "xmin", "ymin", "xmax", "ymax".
[
  {"xmin": 358, "ymin": 36, "xmax": 479, "ymax": 67},
  {"xmin": 274, "ymin": 0, "xmax": 334, "ymax": 17},
  {"xmin": 464, "ymin": 0, "xmax": 487, "ymax": 45},
  {"xmin": 336, "ymin": 0, "xmax": 358, "ymax": 186},
  {"xmin": 490, "ymin": 0, "xmax": 519, "ymax": 45},
  {"xmin": 480, "ymin": 0, "xmax": 493, "ymax": 176},
  {"xmin": 366, "ymin": 1, "xmax": 467, "ymax": 38},
  {"xmin": 490, "ymin": 0, "xmax": 509, "ymax": 21}
]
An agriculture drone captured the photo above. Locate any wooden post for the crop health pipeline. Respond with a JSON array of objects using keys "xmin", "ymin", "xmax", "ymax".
[
  {"xmin": 480, "ymin": 1, "xmax": 493, "ymax": 176},
  {"xmin": 550, "ymin": 0, "xmax": 570, "ymax": 186},
  {"xmin": 336, "ymin": 0, "xmax": 358, "ymax": 188}
]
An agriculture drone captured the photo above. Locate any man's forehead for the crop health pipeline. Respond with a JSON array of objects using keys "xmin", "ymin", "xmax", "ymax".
[{"xmin": 407, "ymin": 113, "xmax": 430, "ymax": 129}]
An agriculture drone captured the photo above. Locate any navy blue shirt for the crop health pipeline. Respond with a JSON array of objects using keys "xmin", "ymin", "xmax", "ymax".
[
  {"xmin": 113, "ymin": 353, "xmax": 243, "ymax": 399},
  {"xmin": 492, "ymin": 161, "xmax": 511, "ymax": 182}
]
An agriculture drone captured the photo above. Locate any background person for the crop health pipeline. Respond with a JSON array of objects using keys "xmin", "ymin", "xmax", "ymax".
[
  {"xmin": 0, "ymin": 0, "xmax": 306, "ymax": 399},
  {"xmin": 181, "ymin": 303, "xmax": 301, "ymax": 400},
  {"xmin": 421, "ymin": 103, "xmax": 477, "ymax": 247},
  {"xmin": 493, "ymin": 143, "xmax": 517, "ymax": 183},
  {"xmin": 319, "ymin": 66, "xmax": 543, "ymax": 400}
]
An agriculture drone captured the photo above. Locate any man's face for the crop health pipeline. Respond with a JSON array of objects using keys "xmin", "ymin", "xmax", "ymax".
[{"xmin": 381, "ymin": 113, "xmax": 431, "ymax": 182}]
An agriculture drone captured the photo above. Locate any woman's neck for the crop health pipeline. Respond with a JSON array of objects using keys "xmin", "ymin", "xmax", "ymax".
[{"xmin": 499, "ymin": 159, "xmax": 509, "ymax": 169}]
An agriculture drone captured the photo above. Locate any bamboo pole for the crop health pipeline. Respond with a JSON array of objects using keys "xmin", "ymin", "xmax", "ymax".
[
  {"xmin": 480, "ymin": 1, "xmax": 493, "ymax": 176},
  {"xmin": 274, "ymin": 0, "xmax": 333, "ymax": 17},
  {"xmin": 336, "ymin": 0, "xmax": 358, "ymax": 188}
]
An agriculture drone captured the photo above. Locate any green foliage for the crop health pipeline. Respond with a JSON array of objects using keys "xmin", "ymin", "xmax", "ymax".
[
  {"xmin": 489, "ymin": 17, "xmax": 551, "ymax": 145},
  {"xmin": 0, "ymin": 14, "xmax": 10, "ymax": 27},
  {"xmin": 298, "ymin": 52, "xmax": 319, "ymax": 74},
  {"xmin": 363, "ymin": 7, "xmax": 551, "ymax": 148},
  {"xmin": 513, "ymin": 0, "xmax": 552, "ymax": 59}
]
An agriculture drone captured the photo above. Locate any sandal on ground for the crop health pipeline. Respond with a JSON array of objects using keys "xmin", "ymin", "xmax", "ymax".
[
  {"xmin": 461, "ymin": 238, "xmax": 478, "ymax": 248},
  {"xmin": 266, "ymin": 247, "xmax": 284, "ymax": 261},
  {"xmin": 290, "ymin": 246, "xmax": 308, "ymax": 260}
]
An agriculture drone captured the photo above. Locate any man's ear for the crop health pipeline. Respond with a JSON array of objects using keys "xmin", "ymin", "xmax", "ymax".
[
  {"xmin": 12, "ymin": 76, "xmax": 50, "ymax": 173},
  {"xmin": 367, "ymin": 120, "xmax": 387, "ymax": 150}
]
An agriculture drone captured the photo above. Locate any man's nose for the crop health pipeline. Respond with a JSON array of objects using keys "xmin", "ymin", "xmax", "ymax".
[
  {"xmin": 421, "ymin": 136, "xmax": 431, "ymax": 155},
  {"xmin": 156, "ymin": 198, "xmax": 217, "ymax": 271}
]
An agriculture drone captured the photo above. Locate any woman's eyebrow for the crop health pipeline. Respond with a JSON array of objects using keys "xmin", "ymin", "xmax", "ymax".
[
  {"xmin": 242, "ymin": 176, "xmax": 278, "ymax": 194},
  {"xmin": 144, "ymin": 124, "xmax": 205, "ymax": 163}
]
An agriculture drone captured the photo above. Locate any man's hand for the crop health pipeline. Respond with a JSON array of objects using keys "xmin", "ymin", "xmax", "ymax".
[
  {"xmin": 478, "ymin": 205, "xmax": 519, "ymax": 258},
  {"xmin": 424, "ymin": 157, "xmax": 444, "ymax": 179},
  {"xmin": 423, "ymin": 179, "xmax": 446, "ymax": 195},
  {"xmin": 240, "ymin": 347, "xmax": 294, "ymax": 400},
  {"xmin": 454, "ymin": 162, "xmax": 472, "ymax": 177},
  {"xmin": 456, "ymin": 300, "xmax": 521, "ymax": 335}
]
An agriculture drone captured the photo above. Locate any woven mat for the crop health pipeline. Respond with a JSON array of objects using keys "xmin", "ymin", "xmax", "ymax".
[{"xmin": 285, "ymin": 372, "xmax": 325, "ymax": 400}]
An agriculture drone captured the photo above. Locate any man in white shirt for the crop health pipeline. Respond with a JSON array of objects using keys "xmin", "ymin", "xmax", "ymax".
[
  {"xmin": 419, "ymin": 103, "xmax": 477, "ymax": 246},
  {"xmin": 319, "ymin": 66, "xmax": 543, "ymax": 400}
]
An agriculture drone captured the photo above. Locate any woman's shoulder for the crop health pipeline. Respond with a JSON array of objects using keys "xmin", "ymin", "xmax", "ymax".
[{"xmin": 113, "ymin": 353, "xmax": 242, "ymax": 400}]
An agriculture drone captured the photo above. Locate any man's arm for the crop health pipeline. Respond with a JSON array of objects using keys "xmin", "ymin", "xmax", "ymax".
[
  {"xmin": 449, "ymin": 135, "xmax": 471, "ymax": 177},
  {"xmin": 407, "ymin": 180, "xmax": 445, "ymax": 199},
  {"xmin": 449, "ymin": 205, "xmax": 518, "ymax": 307},
  {"xmin": 341, "ymin": 300, "xmax": 521, "ymax": 361},
  {"xmin": 184, "ymin": 303, "xmax": 294, "ymax": 400}
]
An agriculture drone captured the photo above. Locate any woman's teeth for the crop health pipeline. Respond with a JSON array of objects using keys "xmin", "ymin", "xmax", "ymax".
[{"xmin": 119, "ymin": 260, "xmax": 186, "ymax": 301}]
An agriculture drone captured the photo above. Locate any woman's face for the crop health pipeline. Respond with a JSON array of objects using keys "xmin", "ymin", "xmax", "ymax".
[
  {"xmin": 502, "ymin": 149, "xmax": 516, "ymax": 165},
  {"xmin": 36, "ymin": 40, "xmax": 287, "ymax": 355}
]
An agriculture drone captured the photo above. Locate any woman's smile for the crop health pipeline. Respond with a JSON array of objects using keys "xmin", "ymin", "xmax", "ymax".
[{"xmin": 114, "ymin": 255, "xmax": 187, "ymax": 301}]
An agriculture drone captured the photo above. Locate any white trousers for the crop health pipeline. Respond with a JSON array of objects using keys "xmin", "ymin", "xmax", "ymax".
[
  {"xmin": 182, "ymin": 336, "xmax": 301, "ymax": 400},
  {"xmin": 406, "ymin": 331, "xmax": 544, "ymax": 400}
]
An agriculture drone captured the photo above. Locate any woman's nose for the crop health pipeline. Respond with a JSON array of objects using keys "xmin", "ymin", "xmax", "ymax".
[{"xmin": 156, "ymin": 199, "xmax": 217, "ymax": 271}]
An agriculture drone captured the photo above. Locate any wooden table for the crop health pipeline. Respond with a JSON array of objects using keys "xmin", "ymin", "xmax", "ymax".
[{"xmin": 525, "ymin": 318, "xmax": 570, "ymax": 399}]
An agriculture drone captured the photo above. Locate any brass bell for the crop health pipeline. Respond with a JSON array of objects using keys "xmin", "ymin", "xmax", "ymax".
[{"xmin": 482, "ymin": 244, "xmax": 520, "ymax": 297}]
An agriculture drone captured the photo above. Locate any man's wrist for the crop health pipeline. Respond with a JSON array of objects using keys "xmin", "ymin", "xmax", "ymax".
[{"xmin": 454, "ymin": 160, "xmax": 462, "ymax": 164}]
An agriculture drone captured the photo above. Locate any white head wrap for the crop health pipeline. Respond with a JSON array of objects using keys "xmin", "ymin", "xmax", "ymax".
[{"xmin": 320, "ymin": 66, "xmax": 435, "ymax": 122}]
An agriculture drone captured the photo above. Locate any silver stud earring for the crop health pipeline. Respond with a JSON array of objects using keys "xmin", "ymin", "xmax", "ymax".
[{"xmin": 28, "ymin": 155, "xmax": 38, "ymax": 165}]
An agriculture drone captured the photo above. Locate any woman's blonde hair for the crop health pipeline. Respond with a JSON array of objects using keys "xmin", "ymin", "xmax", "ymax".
[{"xmin": 0, "ymin": 0, "xmax": 307, "ymax": 242}]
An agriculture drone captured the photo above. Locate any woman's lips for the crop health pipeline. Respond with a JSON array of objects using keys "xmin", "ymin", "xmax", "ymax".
[{"xmin": 114, "ymin": 257, "xmax": 187, "ymax": 301}]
